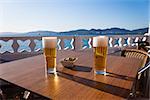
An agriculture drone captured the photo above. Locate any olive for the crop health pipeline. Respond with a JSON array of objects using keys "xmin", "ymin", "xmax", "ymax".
[{"xmin": 69, "ymin": 58, "xmax": 75, "ymax": 61}]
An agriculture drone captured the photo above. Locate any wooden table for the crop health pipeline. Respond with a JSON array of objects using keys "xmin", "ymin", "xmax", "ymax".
[{"xmin": 0, "ymin": 50, "xmax": 142, "ymax": 100}]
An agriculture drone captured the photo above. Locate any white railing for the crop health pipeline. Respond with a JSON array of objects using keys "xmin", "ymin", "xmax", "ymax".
[
  {"xmin": 0, "ymin": 35, "xmax": 148, "ymax": 62},
  {"xmin": 0, "ymin": 35, "xmax": 148, "ymax": 54}
]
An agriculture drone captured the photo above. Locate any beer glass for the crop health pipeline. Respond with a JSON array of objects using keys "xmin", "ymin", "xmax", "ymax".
[
  {"xmin": 42, "ymin": 37, "xmax": 57, "ymax": 74},
  {"xmin": 93, "ymin": 36, "xmax": 108, "ymax": 75}
]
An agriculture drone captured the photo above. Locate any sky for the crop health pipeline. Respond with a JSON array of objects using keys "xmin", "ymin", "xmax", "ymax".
[{"xmin": 0, "ymin": 0, "xmax": 149, "ymax": 32}]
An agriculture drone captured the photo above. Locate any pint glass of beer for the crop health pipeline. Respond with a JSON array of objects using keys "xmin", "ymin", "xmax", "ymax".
[
  {"xmin": 42, "ymin": 37, "xmax": 57, "ymax": 74},
  {"xmin": 93, "ymin": 36, "xmax": 108, "ymax": 75}
]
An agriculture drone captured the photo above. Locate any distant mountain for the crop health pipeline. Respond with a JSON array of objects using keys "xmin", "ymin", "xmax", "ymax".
[
  {"xmin": 0, "ymin": 31, "xmax": 58, "ymax": 37},
  {"xmin": 25, "ymin": 31, "xmax": 58, "ymax": 36},
  {"xmin": 89, "ymin": 28, "xmax": 131, "ymax": 35},
  {"xmin": 59, "ymin": 29, "xmax": 94, "ymax": 35},
  {"xmin": 0, "ymin": 32, "xmax": 18, "ymax": 36},
  {"xmin": 60, "ymin": 27, "xmax": 148, "ymax": 35},
  {"xmin": 131, "ymin": 28, "xmax": 148, "ymax": 33},
  {"xmin": 0, "ymin": 27, "xmax": 148, "ymax": 37},
  {"xmin": 102, "ymin": 28, "xmax": 130, "ymax": 33}
]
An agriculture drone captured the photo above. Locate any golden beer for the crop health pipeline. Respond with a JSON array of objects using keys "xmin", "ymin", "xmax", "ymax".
[
  {"xmin": 42, "ymin": 37, "xmax": 57, "ymax": 74},
  {"xmin": 94, "ymin": 47, "xmax": 107, "ymax": 71},
  {"xmin": 44, "ymin": 48, "xmax": 56, "ymax": 68},
  {"xmin": 93, "ymin": 36, "xmax": 108, "ymax": 74}
]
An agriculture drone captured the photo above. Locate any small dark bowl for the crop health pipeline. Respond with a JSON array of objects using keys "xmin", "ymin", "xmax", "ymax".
[{"xmin": 60, "ymin": 57, "xmax": 78, "ymax": 68}]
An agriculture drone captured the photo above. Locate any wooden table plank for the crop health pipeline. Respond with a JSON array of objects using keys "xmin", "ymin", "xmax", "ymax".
[
  {"xmin": 57, "ymin": 50, "xmax": 142, "ymax": 90},
  {"xmin": 0, "ymin": 50, "xmax": 142, "ymax": 99}
]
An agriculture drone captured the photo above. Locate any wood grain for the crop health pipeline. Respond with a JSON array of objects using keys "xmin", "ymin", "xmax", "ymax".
[{"xmin": 0, "ymin": 50, "xmax": 142, "ymax": 99}]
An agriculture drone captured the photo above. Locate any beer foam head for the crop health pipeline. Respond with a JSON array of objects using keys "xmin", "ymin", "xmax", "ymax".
[
  {"xmin": 93, "ymin": 36, "xmax": 108, "ymax": 47},
  {"xmin": 42, "ymin": 37, "xmax": 57, "ymax": 48}
]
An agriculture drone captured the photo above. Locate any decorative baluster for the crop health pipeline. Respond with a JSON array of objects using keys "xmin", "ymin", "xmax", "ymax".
[
  {"xmin": 131, "ymin": 37, "xmax": 136, "ymax": 46},
  {"xmin": 34, "ymin": 39, "xmax": 42, "ymax": 52},
  {"xmin": 118, "ymin": 38, "xmax": 122, "ymax": 47},
  {"xmin": 74, "ymin": 36, "xmax": 82, "ymax": 51},
  {"xmin": 127, "ymin": 37, "xmax": 132, "ymax": 46},
  {"xmin": 59, "ymin": 36, "xmax": 74, "ymax": 50},
  {"xmin": 134, "ymin": 37, "xmax": 139, "ymax": 47},
  {"xmin": 0, "ymin": 39, "xmax": 14, "ymax": 53},
  {"xmin": 127, "ymin": 37, "xmax": 131, "ymax": 46},
  {"xmin": 57, "ymin": 39, "xmax": 61, "ymax": 50},
  {"xmin": 122, "ymin": 37, "xmax": 128, "ymax": 47},
  {"xmin": 108, "ymin": 37, "xmax": 113, "ymax": 47},
  {"xmin": 17, "ymin": 40, "xmax": 31, "ymax": 52},
  {"xmin": 13, "ymin": 39, "xmax": 19, "ymax": 52},
  {"xmin": 64, "ymin": 39, "xmax": 71, "ymax": 50},
  {"xmin": 71, "ymin": 38, "xmax": 74, "ymax": 49},
  {"xmin": 58, "ymin": 37, "xmax": 64, "ymax": 50},
  {"xmin": 82, "ymin": 38, "xmax": 92, "ymax": 49},
  {"xmin": 113, "ymin": 38, "xmax": 120, "ymax": 47},
  {"xmin": 142, "ymin": 36, "xmax": 147, "ymax": 42},
  {"xmin": 30, "ymin": 38, "xmax": 36, "ymax": 52},
  {"xmin": 88, "ymin": 38, "xmax": 92, "ymax": 48},
  {"xmin": 138, "ymin": 36, "xmax": 143, "ymax": 42}
]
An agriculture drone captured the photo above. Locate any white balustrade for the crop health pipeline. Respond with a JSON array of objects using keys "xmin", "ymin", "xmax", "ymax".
[{"xmin": 0, "ymin": 35, "xmax": 148, "ymax": 54}]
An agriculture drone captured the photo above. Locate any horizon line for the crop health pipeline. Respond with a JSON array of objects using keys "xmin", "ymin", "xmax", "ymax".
[{"xmin": 0, "ymin": 27, "xmax": 148, "ymax": 33}]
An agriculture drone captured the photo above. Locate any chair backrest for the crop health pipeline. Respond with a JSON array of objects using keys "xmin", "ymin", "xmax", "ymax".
[
  {"xmin": 137, "ymin": 61, "xmax": 150, "ymax": 97},
  {"xmin": 138, "ymin": 61, "xmax": 150, "ymax": 75},
  {"xmin": 138, "ymin": 41, "xmax": 150, "ymax": 52},
  {"xmin": 121, "ymin": 49, "xmax": 149, "ymax": 67}
]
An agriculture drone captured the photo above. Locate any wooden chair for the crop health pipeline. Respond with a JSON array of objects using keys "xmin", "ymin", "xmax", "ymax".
[
  {"xmin": 137, "ymin": 41, "xmax": 149, "ymax": 52},
  {"xmin": 137, "ymin": 61, "xmax": 150, "ymax": 98},
  {"xmin": 131, "ymin": 61, "xmax": 150, "ymax": 98},
  {"xmin": 121, "ymin": 49, "xmax": 149, "ymax": 98},
  {"xmin": 121, "ymin": 49, "xmax": 149, "ymax": 68}
]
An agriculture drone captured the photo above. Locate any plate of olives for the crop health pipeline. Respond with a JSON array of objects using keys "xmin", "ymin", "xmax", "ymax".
[{"xmin": 61, "ymin": 57, "xmax": 78, "ymax": 68}]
